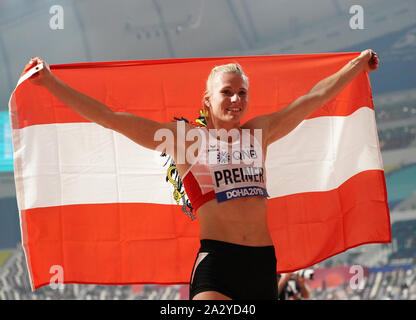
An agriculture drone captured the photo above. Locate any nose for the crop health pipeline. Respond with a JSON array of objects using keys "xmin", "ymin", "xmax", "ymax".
[{"xmin": 231, "ymin": 93, "xmax": 240, "ymax": 103}]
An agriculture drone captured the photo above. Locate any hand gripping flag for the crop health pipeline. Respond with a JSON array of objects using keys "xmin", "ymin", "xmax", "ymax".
[{"xmin": 9, "ymin": 53, "xmax": 391, "ymax": 290}]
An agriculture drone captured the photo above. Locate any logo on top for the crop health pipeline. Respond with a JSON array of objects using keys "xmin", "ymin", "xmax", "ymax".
[{"xmin": 217, "ymin": 151, "xmax": 231, "ymax": 164}]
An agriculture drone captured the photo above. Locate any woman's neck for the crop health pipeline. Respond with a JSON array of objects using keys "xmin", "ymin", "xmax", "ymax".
[
  {"xmin": 207, "ymin": 118, "xmax": 242, "ymax": 132},
  {"xmin": 206, "ymin": 119, "xmax": 243, "ymax": 143}
]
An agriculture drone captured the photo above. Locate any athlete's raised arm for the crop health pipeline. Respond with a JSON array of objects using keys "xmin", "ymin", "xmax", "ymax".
[
  {"xmin": 25, "ymin": 57, "xmax": 183, "ymax": 152},
  {"xmin": 247, "ymin": 49, "xmax": 379, "ymax": 146}
]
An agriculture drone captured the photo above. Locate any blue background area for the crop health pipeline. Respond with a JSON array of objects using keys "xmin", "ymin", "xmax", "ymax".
[
  {"xmin": 0, "ymin": 112, "xmax": 13, "ymax": 172},
  {"xmin": 386, "ymin": 164, "xmax": 416, "ymax": 210},
  {"xmin": 0, "ymin": 198, "xmax": 20, "ymax": 249}
]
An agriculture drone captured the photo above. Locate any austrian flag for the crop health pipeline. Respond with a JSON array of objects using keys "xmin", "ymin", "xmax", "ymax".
[{"xmin": 9, "ymin": 53, "xmax": 391, "ymax": 290}]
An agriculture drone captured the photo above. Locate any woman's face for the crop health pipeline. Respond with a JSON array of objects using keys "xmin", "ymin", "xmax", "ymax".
[{"xmin": 207, "ymin": 72, "xmax": 249, "ymax": 128}]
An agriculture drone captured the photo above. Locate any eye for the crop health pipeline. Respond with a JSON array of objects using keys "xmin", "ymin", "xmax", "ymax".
[
  {"xmin": 239, "ymin": 91, "xmax": 247, "ymax": 96},
  {"xmin": 222, "ymin": 89, "xmax": 232, "ymax": 95}
]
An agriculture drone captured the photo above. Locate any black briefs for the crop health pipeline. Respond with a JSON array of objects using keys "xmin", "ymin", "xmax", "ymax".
[{"xmin": 189, "ymin": 239, "xmax": 278, "ymax": 300}]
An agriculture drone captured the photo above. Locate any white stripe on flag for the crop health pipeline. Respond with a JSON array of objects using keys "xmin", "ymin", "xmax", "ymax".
[
  {"xmin": 13, "ymin": 107, "xmax": 382, "ymax": 210},
  {"xmin": 266, "ymin": 106, "xmax": 383, "ymax": 197}
]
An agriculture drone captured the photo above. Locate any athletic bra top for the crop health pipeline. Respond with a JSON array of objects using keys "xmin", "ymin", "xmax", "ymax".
[{"xmin": 182, "ymin": 127, "xmax": 269, "ymax": 212}]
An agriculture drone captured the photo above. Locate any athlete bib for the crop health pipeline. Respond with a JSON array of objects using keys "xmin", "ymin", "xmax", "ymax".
[{"xmin": 206, "ymin": 129, "xmax": 269, "ymax": 203}]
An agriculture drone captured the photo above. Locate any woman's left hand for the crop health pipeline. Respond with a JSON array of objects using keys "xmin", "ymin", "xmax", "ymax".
[{"xmin": 359, "ymin": 49, "xmax": 379, "ymax": 72}]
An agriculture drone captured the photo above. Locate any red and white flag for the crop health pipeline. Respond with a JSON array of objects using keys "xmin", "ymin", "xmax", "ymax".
[{"xmin": 9, "ymin": 53, "xmax": 391, "ymax": 290}]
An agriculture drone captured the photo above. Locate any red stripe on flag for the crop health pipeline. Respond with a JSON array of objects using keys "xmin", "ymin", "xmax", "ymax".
[
  {"xmin": 268, "ymin": 169, "xmax": 391, "ymax": 273},
  {"xmin": 22, "ymin": 203, "xmax": 199, "ymax": 290},
  {"xmin": 12, "ymin": 53, "xmax": 372, "ymax": 130}
]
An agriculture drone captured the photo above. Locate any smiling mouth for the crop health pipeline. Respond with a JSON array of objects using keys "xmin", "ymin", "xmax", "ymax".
[{"xmin": 226, "ymin": 107, "xmax": 241, "ymax": 112}]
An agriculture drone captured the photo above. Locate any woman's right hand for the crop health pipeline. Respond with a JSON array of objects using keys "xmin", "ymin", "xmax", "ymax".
[{"xmin": 23, "ymin": 57, "xmax": 53, "ymax": 86}]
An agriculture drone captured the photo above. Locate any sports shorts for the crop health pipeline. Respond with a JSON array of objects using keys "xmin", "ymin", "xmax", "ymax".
[{"xmin": 189, "ymin": 239, "xmax": 278, "ymax": 300}]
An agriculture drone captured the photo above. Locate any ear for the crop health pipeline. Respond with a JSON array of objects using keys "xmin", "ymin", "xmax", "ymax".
[
  {"xmin": 204, "ymin": 95, "xmax": 210, "ymax": 107},
  {"xmin": 202, "ymin": 93, "xmax": 211, "ymax": 109}
]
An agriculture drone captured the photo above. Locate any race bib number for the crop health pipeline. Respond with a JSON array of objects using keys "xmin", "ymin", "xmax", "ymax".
[{"xmin": 206, "ymin": 128, "xmax": 269, "ymax": 203}]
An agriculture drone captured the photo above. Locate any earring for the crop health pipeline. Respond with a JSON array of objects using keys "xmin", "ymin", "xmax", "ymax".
[{"xmin": 200, "ymin": 109, "xmax": 209, "ymax": 118}]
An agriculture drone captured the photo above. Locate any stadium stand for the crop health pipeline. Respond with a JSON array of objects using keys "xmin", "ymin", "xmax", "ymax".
[
  {"xmin": 379, "ymin": 125, "xmax": 416, "ymax": 151},
  {"xmin": 372, "ymin": 89, "xmax": 416, "ymax": 153},
  {"xmin": 376, "ymin": 99, "xmax": 416, "ymax": 152},
  {"xmin": 309, "ymin": 265, "xmax": 415, "ymax": 300},
  {"xmin": 388, "ymin": 220, "xmax": 416, "ymax": 265},
  {"xmin": 376, "ymin": 104, "xmax": 416, "ymax": 124},
  {"xmin": 394, "ymin": 193, "xmax": 416, "ymax": 212}
]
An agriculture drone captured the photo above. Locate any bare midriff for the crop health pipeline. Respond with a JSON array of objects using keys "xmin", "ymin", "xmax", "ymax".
[{"xmin": 196, "ymin": 196, "xmax": 273, "ymax": 246}]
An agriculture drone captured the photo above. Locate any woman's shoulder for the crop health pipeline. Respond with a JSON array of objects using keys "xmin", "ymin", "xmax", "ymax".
[{"xmin": 241, "ymin": 115, "xmax": 269, "ymax": 131}]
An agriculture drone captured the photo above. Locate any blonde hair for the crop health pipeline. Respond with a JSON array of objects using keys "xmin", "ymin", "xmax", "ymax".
[
  {"xmin": 201, "ymin": 63, "xmax": 249, "ymax": 121},
  {"xmin": 206, "ymin": 63, "xmax": 249, "ymax": 93}
]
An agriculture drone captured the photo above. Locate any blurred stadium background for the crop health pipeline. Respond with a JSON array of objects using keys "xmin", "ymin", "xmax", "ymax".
[{"xmin": 0, "ymin": 0, "xmax": 415, "ymax": 300}]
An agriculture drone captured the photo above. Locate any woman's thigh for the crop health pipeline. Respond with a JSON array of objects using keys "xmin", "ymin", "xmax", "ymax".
[{"xmin": 192, "ymin": 290, "xmax": 232, "ymax": 300}]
